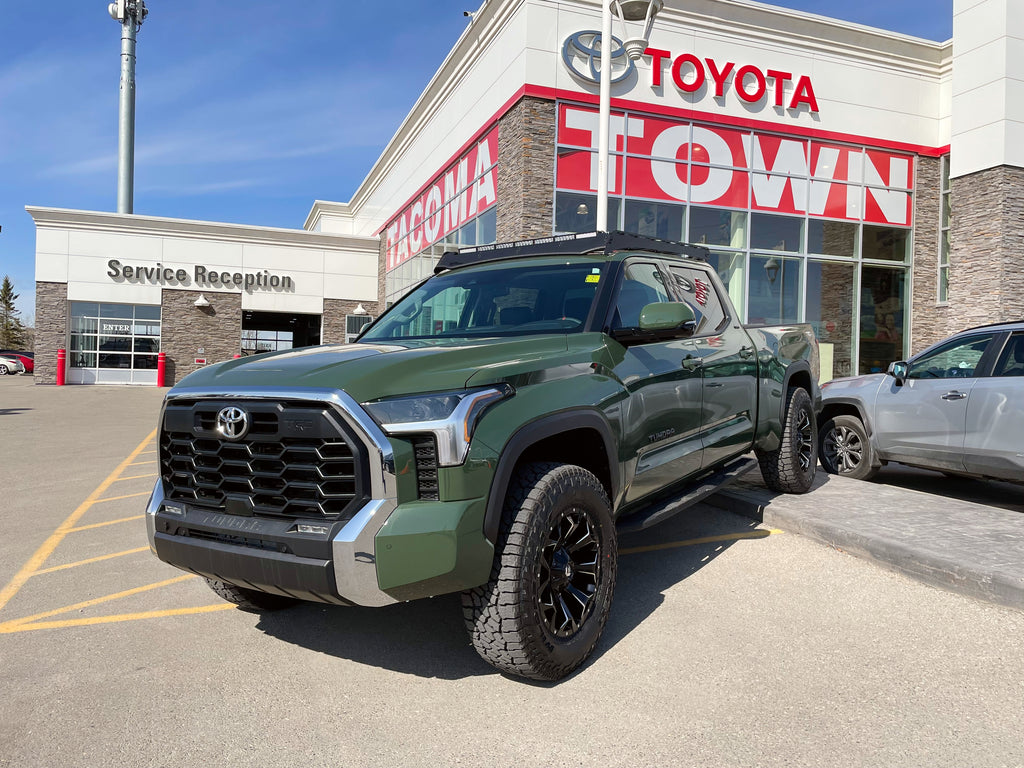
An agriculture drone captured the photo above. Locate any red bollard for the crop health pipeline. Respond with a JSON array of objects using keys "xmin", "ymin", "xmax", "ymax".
[
  {"xmin": 56, "ymin": 348, "xmax": 66, "ymax": 386},
  {"xmin": 156, "ymin": 352, "xmax": 166, "ymax": 387}
]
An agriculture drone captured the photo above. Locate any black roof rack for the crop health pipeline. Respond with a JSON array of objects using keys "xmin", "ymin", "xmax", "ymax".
[{"xmin": 435, "ymin": 231, "xmax": 709, "ymax": 274}]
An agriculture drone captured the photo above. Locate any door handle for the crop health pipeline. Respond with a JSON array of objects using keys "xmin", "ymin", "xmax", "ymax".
[
  {"xmin": 739, "ymin": 345, "xmax": 755, "ymax": 360},
  {"xmin": 941, "ymin": 391, "xmax": 967, "ymax": 401},
  {"xmin": 681, "ymin": 356, "xmax": 702, "ymax": 371}
]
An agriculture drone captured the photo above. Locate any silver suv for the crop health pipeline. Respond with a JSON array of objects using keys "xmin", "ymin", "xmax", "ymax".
[{"xmin": 818, "ymin": 322, "xmax": 1024, "ymax": 483}]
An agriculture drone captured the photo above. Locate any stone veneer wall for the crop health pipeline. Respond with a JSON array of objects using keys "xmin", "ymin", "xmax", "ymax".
[
  {"xmin": 908, "ymin": 156, "xmax": 950, "ymax": 354},
  {"xmin": 323, "ymin": 299, "xmax": 382, "ymax": 344},
  {"xmin": 496, "ymin": 97, "xmax": 557, "ymax": 242},
  {"xmin": 160, "ymin": 289, "xmax": 242, "ymax": 386},
  {"xmin": 947, "ymin": 165, "xmax": 1024, "ymax": 333},
  {"xmin": 33, "ymin": 281, "xmax": 68, "ymax": 385}
]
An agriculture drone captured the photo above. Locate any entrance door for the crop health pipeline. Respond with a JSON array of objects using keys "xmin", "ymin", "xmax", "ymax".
[{"xmin": 241, "ymin": 311, "xmax": 321, "ymax": 355}]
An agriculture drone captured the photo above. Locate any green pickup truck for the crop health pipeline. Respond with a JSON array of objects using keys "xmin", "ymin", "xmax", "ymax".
[{"xmin": 146, "ymin": 232, "xmax": 819, "ymax": 681}]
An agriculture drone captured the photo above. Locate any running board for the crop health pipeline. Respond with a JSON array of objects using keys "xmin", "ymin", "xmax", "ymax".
[{"xmin": 616, "ymin": 456, "xmax": 759, "ymax": 533}]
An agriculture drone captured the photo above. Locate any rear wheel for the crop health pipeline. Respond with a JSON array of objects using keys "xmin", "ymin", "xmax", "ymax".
[
  {"xmin": 203, "ymin": 578, "xmax": 299, "ymax": 613},
  {"xmin": 0, "ymin": 364, "xmax": 8, "ymax": 376},
  {"xmin": 818, "ymin": 414, "xmax": 879, "ymax": 481},
  {"xmin": 462, "ymin": 462, "xmax": 617, "ymax": 681},
  {"xmin": 757, "ymin": 387, "xmax": 816, "ymax": 493}
]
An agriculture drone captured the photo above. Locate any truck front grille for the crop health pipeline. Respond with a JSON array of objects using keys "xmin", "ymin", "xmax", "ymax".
[{"xmin": 159, "ymin": 400, "xmax": 368, "ymax": 521}]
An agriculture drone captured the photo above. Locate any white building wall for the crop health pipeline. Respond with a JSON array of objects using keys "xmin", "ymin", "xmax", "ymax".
[
  {"xmin": 31, "ymin": 208, "xmax": 380, "ymax": 310},
  {"xmin": 951, "ymin": 0, "xmax": 1024, "ymax": 178},
  {"xmin": 327, "ymin": 0, "xmax": 951, "ymax": 241}
]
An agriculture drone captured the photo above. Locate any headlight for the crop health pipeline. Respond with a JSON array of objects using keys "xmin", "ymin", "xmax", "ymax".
[{"xmin": 362, "ymin": 384, "xmax": 513, "ymax": 466}]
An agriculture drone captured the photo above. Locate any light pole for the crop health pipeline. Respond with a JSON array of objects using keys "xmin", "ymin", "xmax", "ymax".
[
  {"xmin": 108, "ymin": 0, "xmax": 149, "ymax": 214},
  {"xmin": 597, "ymin": 0, "xmax": 664, "ymax": 231}
]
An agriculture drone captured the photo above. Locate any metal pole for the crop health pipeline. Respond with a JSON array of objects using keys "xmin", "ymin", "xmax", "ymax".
[
  {"xmin": 116, "ymin": 14, "xmax": 138, "ymax": 214},
  {"xmin": 596, "ymin": 1, "xmax": 612, "ymax": 232}
]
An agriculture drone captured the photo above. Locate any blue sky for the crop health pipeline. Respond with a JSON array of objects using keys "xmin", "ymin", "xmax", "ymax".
[{"xmin": 0, "ymin": 0, "xmax": 952, "ymax": 323}]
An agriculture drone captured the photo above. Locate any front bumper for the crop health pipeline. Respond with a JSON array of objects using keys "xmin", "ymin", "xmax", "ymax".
[{"xmin": 146, "ymin": 386, "xmax": 493, "ymax": 606}]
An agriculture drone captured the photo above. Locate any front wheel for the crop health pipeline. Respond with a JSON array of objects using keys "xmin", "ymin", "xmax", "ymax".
[
  {"xmin": 818, "ymin": 414, "xmax": 878, "ymax": 481},
  {"xmin": 0, "ymin": 364, "xmax": 8, "ymax": 376},
  {"xmin": 757, "ymin": 387, "xmax": 817, "ymax": 493},
  {"xmin": 462, "ymin": 462, "xmax": 617, "ymax": 681}
]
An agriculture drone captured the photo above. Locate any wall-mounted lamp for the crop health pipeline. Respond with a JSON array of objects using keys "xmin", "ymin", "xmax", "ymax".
[
  {"xmin": 352, "ymin": 303, "xmax": 367, "ymax": 315},
  {"xmin": 194, "ymin": 294, "xmax": 211, "ymax": 307},
  {"xmin": 763, "ymin": 257, "xmax": 780, "ymax": 285}
]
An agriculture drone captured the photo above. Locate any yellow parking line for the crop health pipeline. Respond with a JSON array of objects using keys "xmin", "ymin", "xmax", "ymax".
[
  {"xmin": 620, "ymin": 529, "xmax": 783, "ymax": 556},
  {"xmin": 93, "ymin": 491, "xmax": 151, "ymax": 504},
  {"xmin": 66, "ymin": 516, "xmax": 145, "ymax": 533},
  {"xmin": 128, "ymin": 460, "xmax": 156, "ymax": 467},
  {"xmin": 33, "ymin": 547, "xmax": 151, "ymax": 576},
  {"xmin": 0, "ymin": 575, "xmax": 196, "ymax": 632},
  {"xmin": 0, "ymin": 429, "xmax": 157, "ymax": 614},
  {"xmin": 114, "ymin": 473, "xmax": 157, "ymax": 482},
  {"xmin": 0, "ymin": 604, "xmax": 236, "ymax": 634}
]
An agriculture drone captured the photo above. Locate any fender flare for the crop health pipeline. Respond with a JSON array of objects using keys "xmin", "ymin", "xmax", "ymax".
[
  {"xmin": 780, "ymin": 361, "xmax": 820, "ymax": 420},
  {"xmin": 482, "ymin": 409, "xmax": 619, "ymax": 544},
  {"xmin": 819, "ymin": 396, "xmax": 874, "ymax": 437}
]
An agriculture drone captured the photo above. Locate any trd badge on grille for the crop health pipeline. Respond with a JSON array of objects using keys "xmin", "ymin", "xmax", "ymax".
[{"xmin": 216, "ymin": 406, "xmax": 250, "ymax": 440}]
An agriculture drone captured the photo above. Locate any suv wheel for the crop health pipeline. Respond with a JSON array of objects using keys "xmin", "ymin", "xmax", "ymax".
[
  {"xmin": 818, "ymin": 414, "xmax": 879, "ymax": 481},
  {"xmin": 203, "ymin": 578, "xmax": 299, "ymax": 613},
  {"xmin": 757, "ymin": 387, "xmax": 816, "ymax": 493},
  {"xmin": 462, "ymin": 462, "xmax": 617, "ymax": 681}
]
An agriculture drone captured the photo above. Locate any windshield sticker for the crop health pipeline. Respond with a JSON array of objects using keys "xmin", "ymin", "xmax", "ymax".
[{"xmin": 586, "ymin": 275, "xmax": 600, "ymax": 283}]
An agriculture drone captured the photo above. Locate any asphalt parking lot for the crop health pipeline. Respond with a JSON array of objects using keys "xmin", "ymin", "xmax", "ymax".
[{"xmin": 2, "ymin": 373, "xmax": 1023, "ymax": 768}]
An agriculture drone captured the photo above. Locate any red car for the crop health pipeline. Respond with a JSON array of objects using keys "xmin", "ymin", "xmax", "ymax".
[{"xmin": 0, "ymin": 350, "xmax": 33, "ymax": 374}]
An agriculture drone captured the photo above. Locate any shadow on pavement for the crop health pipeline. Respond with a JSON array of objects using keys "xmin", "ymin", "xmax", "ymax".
[
  {"xmin": 254, "ymin": 505, "xmax": 764, "ymax": 681},
  {"xmin": 868, "ymin": 465, "xmax": 1024, "ymax": 514},
  {"xmin": 0, "ymin": 408, "xmax": 32, "ymax": 416}
]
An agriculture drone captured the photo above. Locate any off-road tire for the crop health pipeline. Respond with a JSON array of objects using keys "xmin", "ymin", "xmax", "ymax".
[
  {"xmin": 818, "ymin": 414, "xmax": 879, "ymax": 481},
  {"xmin": 204, "ymin": 578, "xmax": 299, "ymax": 613},
  {"xmin": 462, "ymin": 462, "xmax": 617, "ymax": 681},
  {"xmin": 757, "ymin": 387, "xmax": 816, "ymax": 493}
]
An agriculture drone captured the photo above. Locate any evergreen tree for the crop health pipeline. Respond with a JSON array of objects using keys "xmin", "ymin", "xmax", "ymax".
[{"xmin": 0, "ymin": 276, "xmax": 27, "ymax": 350}]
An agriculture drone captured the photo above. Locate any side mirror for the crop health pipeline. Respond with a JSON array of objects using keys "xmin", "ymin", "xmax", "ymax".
[
  {"xmin": 638, "ymin": 302, "xmax": 696, "ymax": 335},
  {"xmin": 888, "ymin": 360, "xmax": 909, "ymax": 385}
]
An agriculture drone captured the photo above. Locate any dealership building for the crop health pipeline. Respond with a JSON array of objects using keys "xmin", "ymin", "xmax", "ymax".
[{"xmin": 32, "ymin": 0, "xmax": 1024, "ymax": 385}]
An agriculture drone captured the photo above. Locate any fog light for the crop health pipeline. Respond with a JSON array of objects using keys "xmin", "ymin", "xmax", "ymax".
[
  {"xmin": 162, "ymin": 502, "xmax": 185, "ymax": 516},
  {"xmin": 296, "ymin": 524, "xmax": 329, "ymax": 535}
]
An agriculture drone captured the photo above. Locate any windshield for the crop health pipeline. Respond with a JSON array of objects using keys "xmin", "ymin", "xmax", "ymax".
[{"xmin": 360, "ymin": 257, "xmax": 605, "ymax": 342}]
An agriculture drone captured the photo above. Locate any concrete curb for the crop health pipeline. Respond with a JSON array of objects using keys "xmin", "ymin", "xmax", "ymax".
[{"xmin": 709, "ymin": 471, "xmax": 1024, "ymax": 613}]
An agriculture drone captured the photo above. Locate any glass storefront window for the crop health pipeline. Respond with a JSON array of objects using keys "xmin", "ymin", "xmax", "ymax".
[
  {"xmin": 69, "ymin": 302, "xmax": 160, "ymax": 373},
  {"xmin": 623, "ymin": 200, "xmax": 684, "ymax": 240},
  {"xmin": 807, "ymin": 220, "xmax": 858, "ymax": 258},
  {"xmin": 748, "ymin": 255, "xmax": 801, "ymax": 325},
  {"xmin": 750, "ymin": 213, "xmax": 803, "ymax": 252},
  {"xmin": 806, "ymin": 260, "xmax": 856, "ymax": 380},
  {"xmin": 859, "ymin": 266, "xmax": 907, "ymax": 373},
  {"xmin": 688, "ymin": 207, "xmax": 746, "ymax": 248},
  {"xmin": 555, "ymin": 192, "xmax": 621, "ymax": 233},
  {"xmin": 862, "ymin": 225, "xmax": 910, "ymax": 262}
]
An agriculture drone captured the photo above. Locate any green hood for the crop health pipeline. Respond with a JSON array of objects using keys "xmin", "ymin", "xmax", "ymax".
[{"xmin": 172, "ymin": 334, "xmax": 605, "ymax": 403}]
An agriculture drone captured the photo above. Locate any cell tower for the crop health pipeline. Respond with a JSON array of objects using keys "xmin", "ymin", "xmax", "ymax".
[{"xmin": 108, "ymin": 0, "xmax": 149, "ymax": 214}]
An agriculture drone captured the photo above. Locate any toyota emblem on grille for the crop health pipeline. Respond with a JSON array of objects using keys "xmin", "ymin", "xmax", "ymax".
[{"xmin": 216, "ymin": 406, "xmax": 250, "ymax": 440}]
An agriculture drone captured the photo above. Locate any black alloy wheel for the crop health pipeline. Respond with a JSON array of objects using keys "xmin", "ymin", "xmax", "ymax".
[
  {"xmin": 757, "ymin": 387, "xmax": 817, "ymax": 493},
  {"xmin": 462, "ymin": 462, "xmax": 617, "ymax": 681},
  {"xmin": 537, "ymin": 507, "xmax": 603, "ymax": 639}
]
